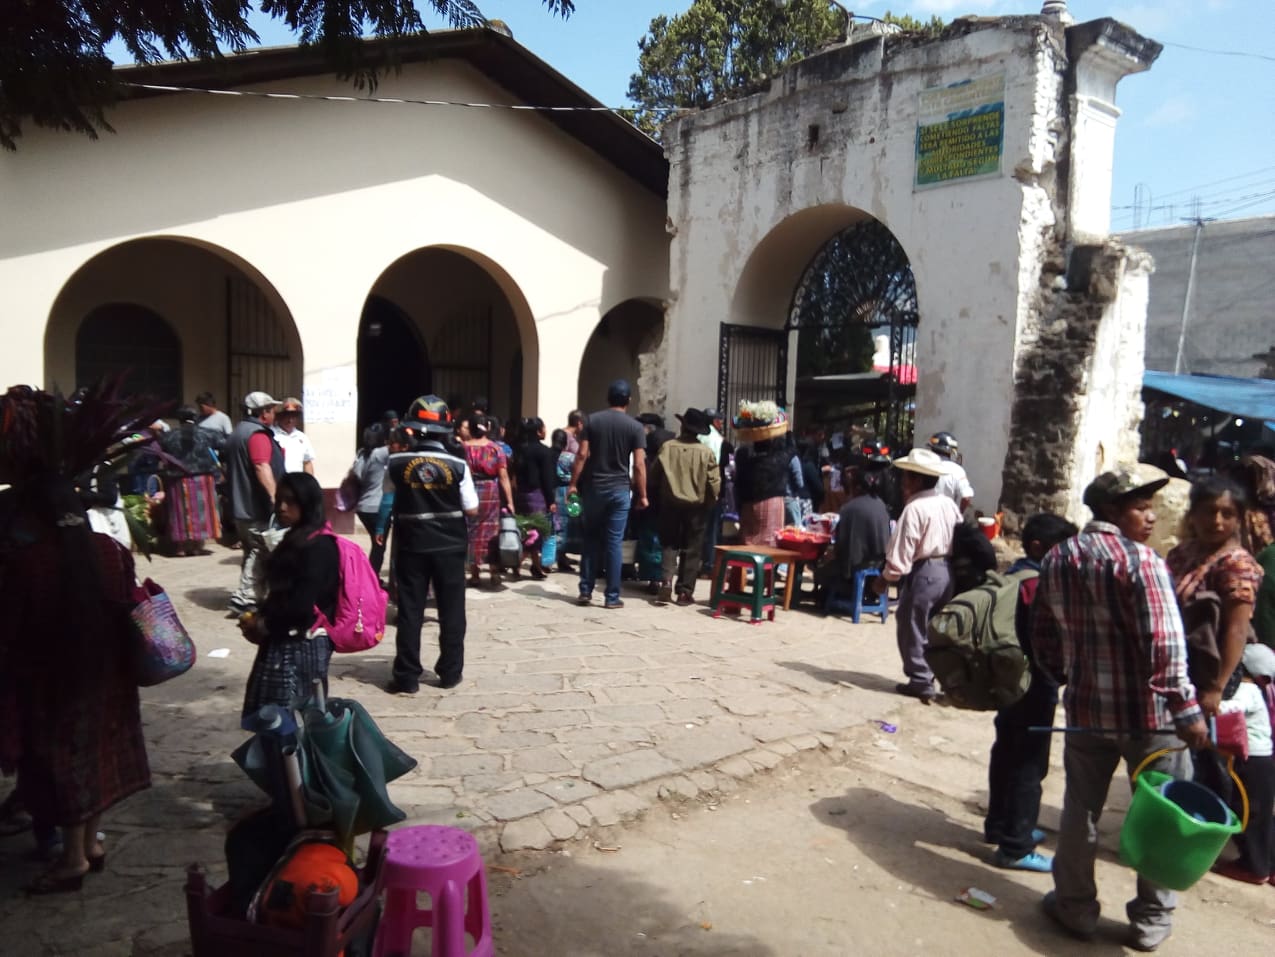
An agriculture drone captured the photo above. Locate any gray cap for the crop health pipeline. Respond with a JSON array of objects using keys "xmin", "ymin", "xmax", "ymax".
[{"xmin": 243, "ymin": 391, "xmax": 281, "ymax": 412}]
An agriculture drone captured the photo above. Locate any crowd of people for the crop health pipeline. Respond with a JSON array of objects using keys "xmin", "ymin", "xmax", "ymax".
[{"xmin": 5, "ymin": 373, "xmax": 1274, "ymax": 934}]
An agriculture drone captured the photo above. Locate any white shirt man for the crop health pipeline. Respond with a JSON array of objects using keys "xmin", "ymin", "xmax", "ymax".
[{"xmin": 272, "ymin": 397, "xmax": 316, "ymax": 475}]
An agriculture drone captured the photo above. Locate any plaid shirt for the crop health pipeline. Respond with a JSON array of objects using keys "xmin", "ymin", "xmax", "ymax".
[{"xmin": 1032, "ymin": 521, "xmax": 1201, "ymax": 732}]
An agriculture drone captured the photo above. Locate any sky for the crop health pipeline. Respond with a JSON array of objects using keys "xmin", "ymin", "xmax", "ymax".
[{"xmin": 108, "ymin": 1, "xmax": 1275, "ymax": 228}]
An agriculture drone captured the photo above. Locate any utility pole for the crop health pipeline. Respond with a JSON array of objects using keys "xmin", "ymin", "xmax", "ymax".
[{"xmin": 1173, "ymin": 216, "xmax": 1213, "ymax": 375}]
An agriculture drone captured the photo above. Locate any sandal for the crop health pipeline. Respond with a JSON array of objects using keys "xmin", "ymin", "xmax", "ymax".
[
  {"xmin": 87, "ymin": 852, "xmax": 106, "ymax": 873},
  {"xmin": 25, "ymin": 866, "xmax": 87, "ymax": 896}
]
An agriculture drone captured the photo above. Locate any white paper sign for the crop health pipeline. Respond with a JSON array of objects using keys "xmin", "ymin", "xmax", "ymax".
[{"xmin": 303, "ymin": 366, "xmax": 358, "ymax": 425}]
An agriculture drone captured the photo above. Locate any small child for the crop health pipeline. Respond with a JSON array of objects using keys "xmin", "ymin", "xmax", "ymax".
[
  {"xmin": 984, "ymin": 513, "xmax": 1079, "ymax": 872},
  {"xmin": 1213, "ymin": 643, "xmax": 1275, "ymax": 884}
]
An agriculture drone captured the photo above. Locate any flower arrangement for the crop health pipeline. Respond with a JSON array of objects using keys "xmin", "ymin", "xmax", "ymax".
[{"xmin": 734, "ymin": 399, "xmax": 784, "ymax": 428}]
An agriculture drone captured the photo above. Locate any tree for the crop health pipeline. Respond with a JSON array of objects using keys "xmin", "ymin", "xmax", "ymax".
[
  {"xmin": 0, "ymin": 1, "xmax": 574, "ymax": 150},
  {"xmin": 626, "ymin": 1, "xmax": 943, "ymax": 137}
]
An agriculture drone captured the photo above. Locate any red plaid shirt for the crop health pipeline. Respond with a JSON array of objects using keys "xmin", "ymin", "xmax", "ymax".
[{"xmin": 1032, "ymin": 522, "xmax": 1201, "ymax": 732}]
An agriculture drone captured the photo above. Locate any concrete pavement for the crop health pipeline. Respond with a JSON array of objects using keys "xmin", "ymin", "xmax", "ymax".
[{"xmin": 0, "ymin": 537, "xmax": 913, "ymax": 955}]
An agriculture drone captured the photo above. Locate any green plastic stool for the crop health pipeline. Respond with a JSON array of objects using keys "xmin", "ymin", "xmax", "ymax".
[{"xmin": 711, "ymin": 550, "xmax": 777, "ymax": 624}]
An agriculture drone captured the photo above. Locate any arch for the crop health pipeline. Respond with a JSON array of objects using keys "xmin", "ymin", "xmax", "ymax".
[
  {"xmin": 46, "ymin": 236, "xmax": 302, "ymax": 410},
  {"xmin": 75, "ymin": 303, "xmax": 182, "ymax": 399},
  {"xmin": 577, "ymin": 299, "xmax": 665, "ymax": 413},
  {"xmin": 361, "ymin": 246, "xmax": 538, "ymax": 429},
  {"xmin": 358, "ymin": 296, "xmax": 429, "ymax": 438},
  {"xmin": 722, "ymin": 206, "xmax": 920, "ymax": 444}
]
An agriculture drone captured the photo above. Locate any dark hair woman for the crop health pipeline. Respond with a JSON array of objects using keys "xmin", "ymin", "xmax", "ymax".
[
  {"xmin": 462, "ymin": 415, "xmax": 514, "ymax": 587},
  {"xmin": 1, "ymin": 479, "xmax": 151, "ymax": 894},
  {"xmin": 512, "ymin": 417, "xmax": 557, "ymax": 578},
  {"xmin": 734, "ymin": 437, "xmax": 792, "ymax": 545},
  {"xmin": 239, "ymin": 472, "xmax": 339, "ymax": 719}
]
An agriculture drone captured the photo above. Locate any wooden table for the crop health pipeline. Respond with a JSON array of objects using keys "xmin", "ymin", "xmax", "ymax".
[{"xmin": 711, "ymin": 544, "xmax": 803, "ymax": 611}]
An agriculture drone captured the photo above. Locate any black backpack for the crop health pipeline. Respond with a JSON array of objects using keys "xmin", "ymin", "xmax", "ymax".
[{"xmin": 925, "ymin": 570, "xmax": 1037, "ymax": 710}]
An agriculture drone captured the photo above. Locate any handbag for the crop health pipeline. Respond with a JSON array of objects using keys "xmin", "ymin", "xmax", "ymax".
[
  {"xmin": 1213, "ymin": 708, "xmax": 1249, "ymax": 761},
  {"xmin": 129, "ymin": 578, "xmax": 196, "ymax": 686}
]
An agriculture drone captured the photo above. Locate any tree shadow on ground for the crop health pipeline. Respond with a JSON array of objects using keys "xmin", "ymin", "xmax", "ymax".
[
  {"xmin": 183, "ymin": 586, "xmax": 236, "ymax": 612},
  {"xmin": 810, "ymin": 787, "xmax": 1129, "ymax": 953},
  {"xmin": 490, "ymin": 855, "xmax": 776, "ymax": 957},
  {"xmin": 777, "ymin": 660, "xmax": 900, "ymax": 695}
]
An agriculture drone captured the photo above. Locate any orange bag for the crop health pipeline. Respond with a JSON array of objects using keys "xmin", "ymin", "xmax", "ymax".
[{"xmin": 249, "ymin": 834, "xmax": 360, "ymax": 930}]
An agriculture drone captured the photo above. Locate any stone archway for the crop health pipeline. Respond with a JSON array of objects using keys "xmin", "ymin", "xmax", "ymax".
[
  {"xmin": 725, "ymin": 206, "xmax": 919, "ymax": 445},
  {"xmin": 46, "ymin": 237, "xmax": 301, "ymax": 409},
  {"xmin": 361, "ymin": 247, "xmax": 538, "ymax": 431},
  {"xmin": 577, "ymin": 299, "xmax": 665, "ymax": 414}
]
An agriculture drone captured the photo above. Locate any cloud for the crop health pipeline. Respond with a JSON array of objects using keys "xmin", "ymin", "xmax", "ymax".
[{"xmin": 1142, "ymin": 96, "xmax": 1197, "ymax": 128}]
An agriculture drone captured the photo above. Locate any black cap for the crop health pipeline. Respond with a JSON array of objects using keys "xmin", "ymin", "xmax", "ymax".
[{"xmin": 607, "ymin": 379, "xmax": 632, "ymax": 406}]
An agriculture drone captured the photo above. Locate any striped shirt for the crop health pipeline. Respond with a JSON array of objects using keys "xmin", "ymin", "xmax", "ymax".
[{"xmin": 1032, "ymin": 522, "xmax": 1201, "ymax": 732}]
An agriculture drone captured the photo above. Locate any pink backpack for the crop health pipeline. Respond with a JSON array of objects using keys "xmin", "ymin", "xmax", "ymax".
[{"xmin": 311, "ymin": 524, "xmax": 387, "ymax": 653}]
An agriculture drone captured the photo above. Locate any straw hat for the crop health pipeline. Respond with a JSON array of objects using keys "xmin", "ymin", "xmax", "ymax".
[{"xmin": 892, "ymin": 448, "xmax": 946, "ymax": 477}]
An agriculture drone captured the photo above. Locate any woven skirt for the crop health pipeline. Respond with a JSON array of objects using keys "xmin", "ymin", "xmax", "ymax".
[{"xmin": 163, "ymin": 473, "xmax": 221, "ymax": 543}]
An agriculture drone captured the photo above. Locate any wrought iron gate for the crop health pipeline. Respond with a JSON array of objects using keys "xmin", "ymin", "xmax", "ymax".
[
  {"xmin": 226, "ymin": 276, "xmax": 295, "ymax": 408},
  {"xmin": 717, "ymin": 323, "xmax": 789, "ymax": 442}
]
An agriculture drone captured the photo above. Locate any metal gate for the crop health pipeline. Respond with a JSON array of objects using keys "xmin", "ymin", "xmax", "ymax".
[
  {"xmin": 431, "ymin": 307, "xmax": 493, "ymax": 408},
  {"xmin": 226, "ymin": 276, "xmax": 295, "ymax": 408},
  {"xmin": 717, "ymin": 323, "xmax": 789, "ymax": 442}
]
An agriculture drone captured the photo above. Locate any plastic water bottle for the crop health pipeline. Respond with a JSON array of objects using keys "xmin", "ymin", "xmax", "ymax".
[{"xmin": 566, "ymin": 491, "xmax": 582, "ymax": 518}]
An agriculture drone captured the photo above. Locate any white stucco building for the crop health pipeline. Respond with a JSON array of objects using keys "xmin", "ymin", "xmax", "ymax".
[
  {"xmin": 1, "ymin": 30, "xmax": 669, "ymax": 486},
  {"xmin": 662, "ymin": 11, "xmax": 1162, "ymax": 520}
]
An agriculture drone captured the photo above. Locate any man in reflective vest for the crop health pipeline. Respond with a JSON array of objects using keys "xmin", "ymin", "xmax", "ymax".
[{"xmin": 383, "ymin": 395, "xmax": 478, "ymax": 694}]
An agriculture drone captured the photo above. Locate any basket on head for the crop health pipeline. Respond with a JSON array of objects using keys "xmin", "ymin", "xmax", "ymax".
[{"xmin": 734, "ymin": 418, "xmax": 789, "ymax": 443}]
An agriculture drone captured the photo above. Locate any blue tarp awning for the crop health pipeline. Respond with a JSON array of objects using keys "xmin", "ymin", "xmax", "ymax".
[{"xmin": 1143, "ymin": 371, "xmax": 1275, "ymax": 423}]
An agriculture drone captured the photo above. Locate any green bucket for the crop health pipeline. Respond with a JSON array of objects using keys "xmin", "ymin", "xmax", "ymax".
[{"xmin": 1118, "ymin": 747, "xmax": 1248, "ymax": 891}]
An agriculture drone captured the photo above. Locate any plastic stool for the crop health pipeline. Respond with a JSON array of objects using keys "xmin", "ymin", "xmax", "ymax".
[
  {"xmin": 850, "ymin": 567, "xmax": 889, "ymax": 624},
  {"xmin": 372, "ymin": 826, "xmax": 492, "ymax": 957},
  {"xmin": 710, "ymin": 550, "xmax": 777, "ymax": 624}
]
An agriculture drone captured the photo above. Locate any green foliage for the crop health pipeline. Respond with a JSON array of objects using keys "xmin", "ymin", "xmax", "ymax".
[
  {"xmin": 0, "ymin": 1, "xmax": 574, "ymax": 150},
  {"xmin": 879, "ymin": 10, "xmax": 945, "ymax": 37},
  {"xmin": 626, "ymin": 2, "xmax": 944, "ymax": 137},
  {"xmin": 626, "ymin": 0, "xmax": 841, "ymax": 137}
]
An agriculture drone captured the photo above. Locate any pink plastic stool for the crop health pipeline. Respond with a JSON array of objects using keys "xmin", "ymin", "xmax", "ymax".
[{"xmin": 372, "ymin": 826, "xmax": 493, "ymax": 957}]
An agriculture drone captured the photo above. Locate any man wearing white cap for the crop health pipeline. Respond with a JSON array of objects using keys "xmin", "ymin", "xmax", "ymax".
[
  {"xmin": 871, "ymin": 447, "xmax": 962, "ymax": 702},
  {"xmin": 225, "ymin": 391, "xmax": 285, "ymax": 615}
]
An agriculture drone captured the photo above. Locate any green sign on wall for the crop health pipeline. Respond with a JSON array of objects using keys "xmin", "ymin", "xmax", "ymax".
[{"xmin": 915, "ymin": 75, "xmax": 1005, "ymax": 188}]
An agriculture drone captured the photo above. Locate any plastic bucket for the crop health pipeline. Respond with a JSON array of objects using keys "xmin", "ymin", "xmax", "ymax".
[{"xmin": 1118, "ymin": 748, "xmax": 1247, "ymax": 891}]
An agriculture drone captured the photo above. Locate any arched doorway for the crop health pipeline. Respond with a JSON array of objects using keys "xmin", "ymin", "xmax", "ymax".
[
  {"xmin": 75, "ymin": 303, "xmax": 182, "ymax": 399},
  {"xmin": 789, "ymin": 219, "xmax": 919, "ymax": 445},
  {"xmin": 723, "ymin": 207, "xmax": 919, "ymax": 446},
  {"xmin": 358, "ymin": 296, "xmax": 429, "ymax": 436},
  {"xmin": 46, "ymin": 238, "xmax": 301, "ymax": 413},
  {"xmin": 577, "ymin": 299, "xmax": 665, "ymax": 412},
  {"xmin": 360, "ymin": 247, "xmax": 536, "ymax": 435}
]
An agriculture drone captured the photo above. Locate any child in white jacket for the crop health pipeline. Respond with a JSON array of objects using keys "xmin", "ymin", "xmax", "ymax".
[{"xmin": 1214, "ymin": 643, "xmax": 1275, "ymax": 885}]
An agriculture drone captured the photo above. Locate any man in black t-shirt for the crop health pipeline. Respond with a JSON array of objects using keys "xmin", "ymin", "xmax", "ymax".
[{"xmin": 568, "ymin": 380, "xmax": 647, "ymax": 608}]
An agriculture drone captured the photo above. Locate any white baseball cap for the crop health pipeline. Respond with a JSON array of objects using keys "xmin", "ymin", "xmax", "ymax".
[{"xmin": 243, "ymin": 391, "xmax": 281, "ymax": 412}]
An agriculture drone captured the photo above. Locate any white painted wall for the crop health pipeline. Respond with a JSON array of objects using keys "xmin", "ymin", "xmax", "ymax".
[
  {"xmin": 0, "ymin": 53, "xmax": 669, "ymax": 485},
  {"xmin": 665, "ymin": 22, "xmax": 1068, "ymax": 509}
]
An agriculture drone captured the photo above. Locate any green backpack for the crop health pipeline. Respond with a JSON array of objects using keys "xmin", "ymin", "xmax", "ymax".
[{"xmin": 925, "ymin": 570, "xmax": 1038, "ymax": 711}]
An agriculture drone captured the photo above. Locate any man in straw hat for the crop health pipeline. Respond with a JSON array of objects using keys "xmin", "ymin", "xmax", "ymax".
[
  {"xmin": 870, "ymin": 448, "xmax": 962, "ymax": 703},
  {"xmin": 652, "ymin": 408, "xmax": 721, "ymax": 606},
  {"xmin": 1032, "ymin": 466, "xmax": 1208, "ymax": 951}
]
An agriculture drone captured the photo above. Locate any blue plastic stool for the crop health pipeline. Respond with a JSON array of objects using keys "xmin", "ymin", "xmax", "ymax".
[{"xmin": 850, "ymin": 567, "xmax": 889, "ymax": 624}]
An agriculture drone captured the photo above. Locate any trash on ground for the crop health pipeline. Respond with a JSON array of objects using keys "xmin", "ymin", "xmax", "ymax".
[
  {"xmin": 207, "ymin": 648, "xmax": 230, "ymax": 658},
  {"xmin": 955, "ymin": 887, "xmax": 997, "ymax": 910},
  {"xmin": 872, "ymin": 720, "xmax": 898, "ymax": 733},
  {"xmin": 593, "ymin": 842, "xmax": 622, "ymax": 852},
  {"xmin": 700, "ymin": 921, "xmax": 713, "ymax": 931}
]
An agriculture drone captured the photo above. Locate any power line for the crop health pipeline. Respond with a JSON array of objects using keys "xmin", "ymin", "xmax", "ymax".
[
  {"xmin": 1162, "ymin": 41, "xmax": 1275, "ymax": 63},
  {"xmin": 123, "ymin": 81, "xmax": 676, "ymax": 115}
]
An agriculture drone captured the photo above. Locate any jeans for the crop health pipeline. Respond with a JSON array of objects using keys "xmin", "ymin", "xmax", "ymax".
[
  {"xmin": 393, "ymin": 549, "xmax": 467, "ymax": 687},
  {"xmin": 579, "ymin": 485, "xmax": 631, "ymax": 604},
  {"xmin": 895, "ymin": 559, "xmax": 952, "ymax": 691},
  {"xmin": 1052, "ymin": 732, "xmax": 1186, "ymax": 936},
  {"xmin": 357, "ymin": 511, "xmax": 386, "ymax": 575},
  {"xmin": 985, "ymin": 671, "xmax": 1058, "ymax": 857},
  {"xmin": 231, "ymin": 518, "xmax": 269, "ymax": 609}
]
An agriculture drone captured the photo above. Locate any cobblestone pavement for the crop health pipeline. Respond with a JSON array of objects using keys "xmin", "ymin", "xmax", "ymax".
[{"xmin": 0, "ymin": 538, "xmax": 926, "ymax": 955}]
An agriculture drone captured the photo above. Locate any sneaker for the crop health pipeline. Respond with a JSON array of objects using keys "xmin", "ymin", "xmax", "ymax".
[
  {"xmin": 992, "ymin": 849, "xmax": 1052, "ymax": 873},
  {"xmin": 656, "ymin": 585, "xmax": 673, "ymax": 605},
  {"xmin": 436, "ymin": 676, "xmax": 462, "ymax": 690},
  {"xmin": 675, "ymin": 592, "xmax": 695, "ymax": 607},
  {"xmin": 384, "ymin": 679, "xmax": 419, "ymax": 696},
  {"xmin": 894, "ymin": 682, "xmax": 937, "ymax": 703},
  {"xmin": 1041, "ymin": 891, "xmax": 1095, "ymax": 942},
  {"xmin": 603, "ymin": 600, "xmax": 625, "ymax": 610},
  {"xmin": 1032, "ymin": 827, "xmax": 1047, "ymax": 844},
  {"xmin": 576, "ymin": 594, "xmax": 592, "ymax": 606},
  {"xmin": 1125, "ymin": 925, "xmax": 1172, "ymax": 952}
]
